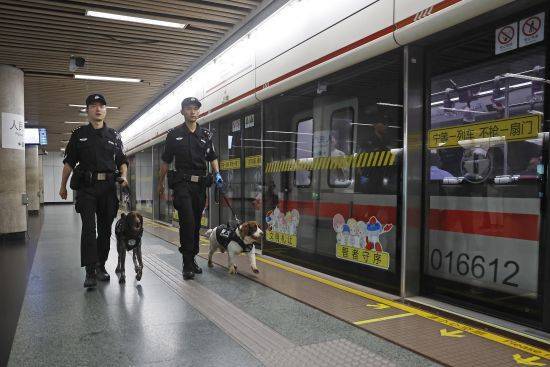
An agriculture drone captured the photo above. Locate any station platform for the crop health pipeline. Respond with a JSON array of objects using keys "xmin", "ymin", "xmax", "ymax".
[{"xmin": 2, "ymin": 205, "xmax": 549, "ymax": 367}]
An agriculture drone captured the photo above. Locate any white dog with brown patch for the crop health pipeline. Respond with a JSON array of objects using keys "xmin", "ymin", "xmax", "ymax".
[{"xmin": 204, "ymin": 221, "xmax": 263, "ymax": 274}]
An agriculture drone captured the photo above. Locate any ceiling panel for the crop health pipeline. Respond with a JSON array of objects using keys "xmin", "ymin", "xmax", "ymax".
[{"xmin": 0, "ymin": 0, "xmax": 263, "ymax": 150}]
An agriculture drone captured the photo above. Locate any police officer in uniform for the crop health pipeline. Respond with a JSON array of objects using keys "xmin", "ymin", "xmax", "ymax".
[
  {"xmin": 59, "ymin": 94, "xmax": 128, "ymax": 288},
  {"xmin": 158, "ymin": 97, "xmax": 223, "ymax": 280}
]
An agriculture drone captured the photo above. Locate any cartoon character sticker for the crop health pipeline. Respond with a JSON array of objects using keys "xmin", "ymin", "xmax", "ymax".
[
  {"xmin": 266, "ymin": 207, "xmax": 300, "ymax": 247},
  {"xmin": 365, "ymin": 216, "xmax": 393, "ymax": 252},
  {"xmin": 334, "ymin": 214, "xmax": 393, "ymax": 270}
]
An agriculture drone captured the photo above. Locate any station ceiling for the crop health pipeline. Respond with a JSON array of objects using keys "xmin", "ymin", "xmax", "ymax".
[{"xmin": 0, "ymin": 0, "xmax": 263, "ymax": 150}]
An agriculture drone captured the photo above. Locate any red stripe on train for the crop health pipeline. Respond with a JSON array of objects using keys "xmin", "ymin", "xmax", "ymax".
[
  {"xmin": 429, "ymin": 209, "xmax": 539, "ymax": 242},
  {"xmin": 275, "ymin": 200, "xmax": 538, "ymax": 241}
]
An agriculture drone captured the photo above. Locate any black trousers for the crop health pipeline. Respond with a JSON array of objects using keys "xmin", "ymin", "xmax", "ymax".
[
  {"xmin": 173, "ymin": 181, "xmax": 206, "ymax": 270},
  {"xmin": 75, "ymin": 181, "xmax": 119, "ymax": 267}
]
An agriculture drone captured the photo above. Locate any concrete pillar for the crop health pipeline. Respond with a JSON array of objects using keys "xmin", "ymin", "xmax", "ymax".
[
  {"xmin": 38, "ymin": 154, "xmax": 44, "ymax": 205},
  {"xmin": 0, "ymin": 65, "xmax": 26, "ymax": 235},
  {"xmin": 25, "ymin": 145, "xmax": 39, "ymax": 213}
]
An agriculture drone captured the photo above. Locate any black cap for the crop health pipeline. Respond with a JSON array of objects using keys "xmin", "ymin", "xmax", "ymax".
[
  {"xmin": 85, "ymin": 94, "xmax": 107, "ymax": 107},
  {"xmin": 181, "ymin": 97, "xmax": 201, "ymax": 109}
]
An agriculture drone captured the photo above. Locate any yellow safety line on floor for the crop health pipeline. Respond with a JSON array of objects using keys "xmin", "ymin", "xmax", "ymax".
[
  {"xmin": 354, "ymin": 313, "xmax": 415, "ymax": 325},
  {"xmin": 255, "ymin": 256, "xmax": 550, "ymax": 360},
  {"xmin": 142, "ymin": 218, "xmax": 549, "ymax": 360}
]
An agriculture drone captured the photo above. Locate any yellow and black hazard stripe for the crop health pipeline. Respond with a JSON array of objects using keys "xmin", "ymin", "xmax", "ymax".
[{"xmin": 265, "ymin": 151, "xmax": 396, "ymax": 173}]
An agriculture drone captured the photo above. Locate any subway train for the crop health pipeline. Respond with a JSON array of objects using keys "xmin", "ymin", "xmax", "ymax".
[{"xmin": 121, "ymin": 0, "xmax": 550, "ymax": 331}]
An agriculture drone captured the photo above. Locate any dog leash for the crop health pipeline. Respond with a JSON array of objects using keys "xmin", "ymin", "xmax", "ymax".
[
  {"xmin": 116, "ymin": 177, "xmax": 133, "ymax": 211},
  {"xmin": 215, "ymin": 186, "xmax": 241, "ymax": 224}
]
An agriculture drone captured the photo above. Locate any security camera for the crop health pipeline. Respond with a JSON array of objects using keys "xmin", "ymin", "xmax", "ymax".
[{"xmin": 69, "ymin": 56, "xmax": 86, "ymax": 72}]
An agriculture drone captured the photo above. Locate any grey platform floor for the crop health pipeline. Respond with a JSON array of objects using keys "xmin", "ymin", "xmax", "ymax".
[{"xmin": 7, "ymin": 205, "xmax": 441, "ymax": 367}]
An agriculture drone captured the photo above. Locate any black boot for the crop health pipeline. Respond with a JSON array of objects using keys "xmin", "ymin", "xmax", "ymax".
[
  {"xmin": 192, "ymin": 258, "xmax": 202, "ymax": 274},
  {"xmin": 84, "ymin": 265, "xmax": 97, "ymax": 288},
  {"xmin": 182, "ymin": 257, "xmax": 195, "ymax": 280},
  {"xmin": 96, "ymin": 264, "xmax": 110, "ymax": 282}
]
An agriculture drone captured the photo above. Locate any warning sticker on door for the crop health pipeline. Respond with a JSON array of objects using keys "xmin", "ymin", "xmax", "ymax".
[
  {"xmin": 265, "ymin": 207, "xmax": 299, "ymax": 247},
  {"xmin": 333, "ymin": 214, "xmax": 392, "ymax": 270},
  {"xmin": 519, "ymin": 13, "xmax": 545, "ymax": 47},
  {"xmin": 428, "ymin": 115, "xmax": 541, "ymax": 149},
  {"xmin": 495, "ymin": 22, "xmax": 518, "ymax": 55}
]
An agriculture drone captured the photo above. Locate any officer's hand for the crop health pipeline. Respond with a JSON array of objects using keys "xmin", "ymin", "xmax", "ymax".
[
  {"xmin": 59, "ymin": 186, "xmax": 68, "ymax": 200},
  {"xmin": 215, "ymin": 172, "xmax": 223, "ymax": 189}
]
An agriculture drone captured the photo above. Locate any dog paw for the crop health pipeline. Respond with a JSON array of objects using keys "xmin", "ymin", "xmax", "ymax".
[
  {"xmin": 136, "ymin": 270, "xmax": 142, "ymax": 281},
  {"xmin": 119, "ymin": 276, "xmax": 126, "ymax": 284},
  {"xmin": 228, "ymin": 265, "xmax": 237, "ymax": 274},
  {"xmin": 252, "ymin": 268, "xmax": 259, "ymax": 274},
  {"xmin": 208, "ymin": 261, "xmax": 214, "ymax": 268}
]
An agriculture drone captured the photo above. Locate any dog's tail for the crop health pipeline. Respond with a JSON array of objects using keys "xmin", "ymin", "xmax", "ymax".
[{"xmin": 203, "ymin": 228, "xmax": 213, "ymax": 238}]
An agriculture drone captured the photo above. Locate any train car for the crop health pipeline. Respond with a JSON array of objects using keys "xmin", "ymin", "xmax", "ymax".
[{"xmin": 122, "ymin": 0, "xmax": 550, "ymax": 332}]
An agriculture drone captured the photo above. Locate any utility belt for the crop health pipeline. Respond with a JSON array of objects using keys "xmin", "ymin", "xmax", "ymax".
[
  {"xmin": 167, "ymin": 170, "xmax": 213, "ymax": 189},
  {"xmin": 70, "ymin": 165, "xmax": 117, "ymax": 190}
]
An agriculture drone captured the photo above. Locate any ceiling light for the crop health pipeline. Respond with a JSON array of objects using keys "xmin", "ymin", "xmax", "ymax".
[
  {"xmin": 60, "ymin": 148, "xmax": 65, "ymax": 151},
  {"xmin": 60, "ymin": 140, "xmax": 69, "ymax": 143},
  {"xmin": 74, "ymin": 74, "xmax": 142, "ymax": 83},
  {"xmin": 376, "ymin": 102, "xmax": 403, "ymax": 108},
  {"xmin": 86, "ymin": 10, "xmax": 187, "ymax": 29},
  {"xmin": 64, "ymin": 121, "xmax": 88, "ymax": 124},
  {"xmin": 68, "ymin": 104, "xmax": 119, "ymax": 109}
]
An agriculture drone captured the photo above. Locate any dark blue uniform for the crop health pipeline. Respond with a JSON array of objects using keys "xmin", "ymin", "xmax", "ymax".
[
  {"xmin": 63, "ymin": 123, "xmax": 127, "ymax": 267},
  {"xmin": 161, "ymin": 123, "xmax": 217, "ymax": 271}
]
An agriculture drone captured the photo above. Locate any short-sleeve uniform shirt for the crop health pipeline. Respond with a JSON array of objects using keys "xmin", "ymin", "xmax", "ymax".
[
  {"xmin": 161, "ymin": 124, "xmax": 218, "ymax": 172},
  {"xmin": 63, "ymin": 123, "xmax": 128, "ymax": 172}
]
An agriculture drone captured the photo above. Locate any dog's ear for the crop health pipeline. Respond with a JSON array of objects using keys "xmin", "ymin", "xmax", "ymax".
[{"xmin": 240, "ymin": 222, "xmax": 250, "ymax": 236}]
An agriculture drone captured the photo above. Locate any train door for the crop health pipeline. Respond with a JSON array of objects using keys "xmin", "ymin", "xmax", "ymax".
[
  {"xmin": 313, "ymin": 97, "xmax": 358, "ymax": 259},
  {"xmin": 263, "ymin": 50, "xmax": 404, "ymax": 293},
  {"xmin": 422, "ymin": 6, "xmax": 549, "ymax": 328},
  {"xmin": 213, "ymin": 107, "xmax": 261, "ymax": 228}
]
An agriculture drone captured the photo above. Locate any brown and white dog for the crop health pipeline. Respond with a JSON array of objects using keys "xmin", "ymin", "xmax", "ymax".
[
  {"xmin": 204, "ymin": 221, "xmax": 263, "ymax": 274},
  {"xmin": 114, "ymin": 212, "xmax": 144, "ymax": 283}
]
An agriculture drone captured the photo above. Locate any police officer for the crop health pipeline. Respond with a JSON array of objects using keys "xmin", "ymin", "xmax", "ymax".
[
  {"xmin": 59, "ymin": 94, "xmax": 128, "ymax": 288},
  {"xmin": 157, "ymin": 97, "xmax": 223, "ymax": 280}
]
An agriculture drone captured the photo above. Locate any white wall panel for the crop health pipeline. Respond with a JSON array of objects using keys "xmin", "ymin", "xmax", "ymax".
[
  {"xmin": 200, "ymin": 71, "xmax": 257, "ymax": 124},
  {"xmin": 254, "ymin": 0, "xmax": 379, "ymax": 66},
  {"xmin": 43, "ymin": 151, "xmax": 73, "ymax": 203},
  {"xmin": 393, "ymin": 0, "xmax": 515, "ymax": 45},
  {"xmin": 256, "ymin": 0, "xmax": 396, "ymax": 101}
]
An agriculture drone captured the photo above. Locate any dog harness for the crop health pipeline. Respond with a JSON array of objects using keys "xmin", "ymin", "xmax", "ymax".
[
  {"xmin": 215, "ymin": 224, "xmax": 253, "ymax": 253},
  {"xmin": 115, "ymin": 217, "xmax": 142, "ymax": 251}
]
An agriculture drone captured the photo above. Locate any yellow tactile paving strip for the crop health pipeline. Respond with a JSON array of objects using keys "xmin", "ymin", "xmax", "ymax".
[{"xmin": 142, "ymin": 218, "xmax": 550, "ymax": 367}]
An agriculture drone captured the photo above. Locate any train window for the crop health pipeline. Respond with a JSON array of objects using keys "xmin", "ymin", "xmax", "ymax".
[
  {"xmin": 328, "ymin": 107, "xmax": 354, "ymax": 187},
  {"xmin": 424, "ymin": 24, "xmax": 546, "ymax": 322},
  {"xmin": 295, "ymin": 118, "xmax": 314, "ymax": 187}
]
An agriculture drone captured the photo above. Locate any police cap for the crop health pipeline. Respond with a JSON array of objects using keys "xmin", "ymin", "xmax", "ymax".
[
  {"xmin": 181, "ymin": 97, "xmax": 201, "ymax": 109},
  {"xmin": 86, "ymin": 94, "xmax": 107, "ymax": 107}
]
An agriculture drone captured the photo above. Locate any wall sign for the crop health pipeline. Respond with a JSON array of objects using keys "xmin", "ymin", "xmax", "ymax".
[
  {"xmin": 519, "ymin": 13, "xmax": 545, "ymax": 47},
  {"xmin": 244, "ymin": 114, "xmax": 255, "ymax": 129},
  {"xmin": 231, "ymin": 119, "xmax": 240, "ymax": 132},
  {"xmin": 495, "ymin": 22, "xmax": 518, "ymax": 55},
  {"xmin": 1, "ymin": 112, "xmax": 25, "ymax": 150},
  {"xmin": 39, "ymin": 128, "xmax": 48, "ymax": 146}
]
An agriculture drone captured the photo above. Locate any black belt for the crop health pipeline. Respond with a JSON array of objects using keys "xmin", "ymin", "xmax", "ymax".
[
  {"xmin": 93, "ymin": 172, "xmax": 115, "ymax": 181},
  {"xmin": 179, "ymin": 172, "xmax": 207, "ymax": 183}
]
